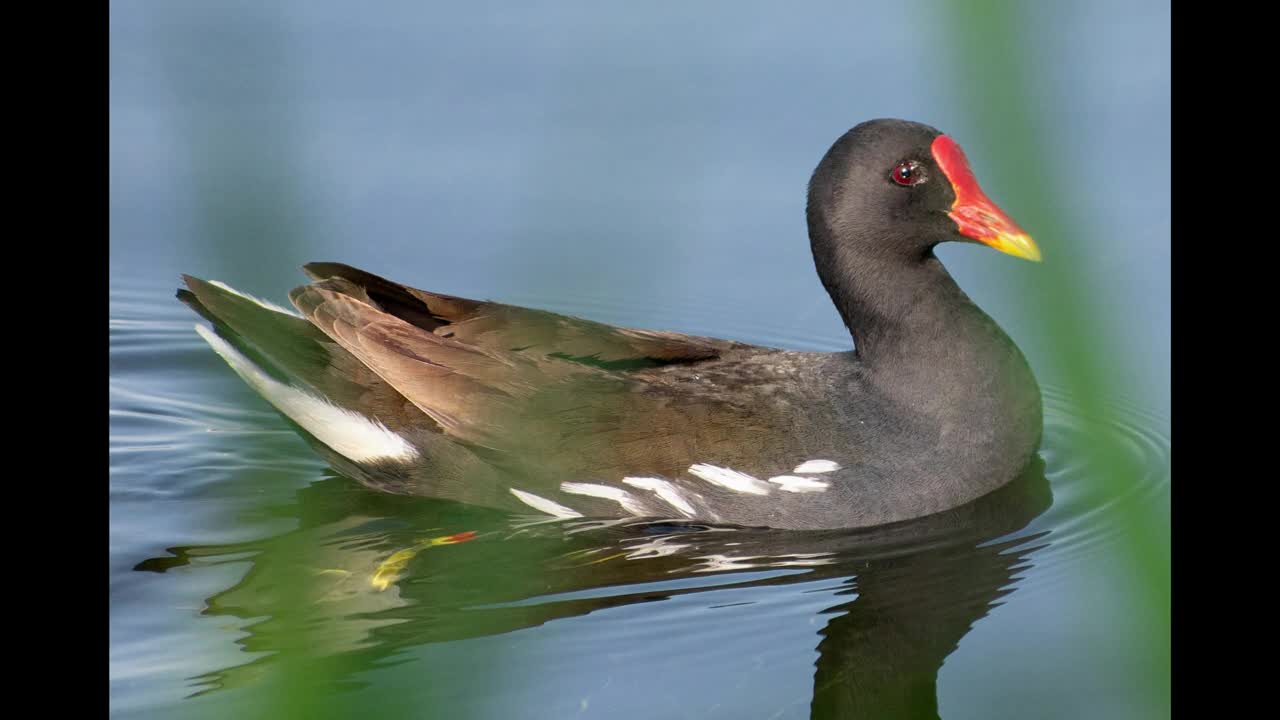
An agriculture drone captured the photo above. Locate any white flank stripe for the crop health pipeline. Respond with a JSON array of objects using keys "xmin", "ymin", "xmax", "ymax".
[
  {"xmin": 509, "ymin": 489, "xmax": 583, "ymax": 518},
  {"xmin": 688, "ymin": 464, "xmax": 772, "ymax": 495},
  {"xmin": 560, "ymin": 482, "xmax": 647, "ymax": 516},
  {"xmin": 195, "ymin": 325, "xmax": 418, "ymax": 462},
  {"xmin": 621, "ymin": 477, "xmax": 696, "ymax": 516},
  {"xmin": 767, "ymin": 475, "xmax": 830, "ymax": 493},
  {"xmin": 209, "ymin": 280, "xmax": 301, "ymax": 317},
  {"xmin": 793, "ymin": 459, "xmax": 841, "ymax": 474}
]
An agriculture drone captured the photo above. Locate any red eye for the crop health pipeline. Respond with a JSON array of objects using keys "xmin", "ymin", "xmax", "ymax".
[{"xmin": 892, "ymin": 161, "xmax": 922, "ymax": 186}]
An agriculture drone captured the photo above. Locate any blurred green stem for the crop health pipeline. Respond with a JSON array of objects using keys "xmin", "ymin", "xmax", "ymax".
[{"xmin": 932, "ymin": 0, "xmax": 1169, "ymax": 714}]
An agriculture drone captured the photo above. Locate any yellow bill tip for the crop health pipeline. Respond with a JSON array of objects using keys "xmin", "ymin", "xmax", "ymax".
[{"xmin": 984, "ymin": 232, "xmax": 1042, "ymax": 262}]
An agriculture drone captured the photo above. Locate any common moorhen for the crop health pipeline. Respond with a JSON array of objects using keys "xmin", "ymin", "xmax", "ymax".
[{"xmin": 179, "ymin": 118, "xmax": 1043, "ymax": 530}]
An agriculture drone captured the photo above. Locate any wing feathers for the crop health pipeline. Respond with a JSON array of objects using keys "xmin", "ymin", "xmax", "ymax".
[
  {"xmin": 290, "ymin": 282, "xmax": 542, "ymax": 442},
  {"xmin": 298, "ymin": 261, "xmax": 745, "ymax": 365}
]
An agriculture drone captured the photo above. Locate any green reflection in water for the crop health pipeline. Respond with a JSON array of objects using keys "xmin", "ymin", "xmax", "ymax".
[{"xmin": 139, "ymin": 463, "xmax": 1051, "ymax": 719}]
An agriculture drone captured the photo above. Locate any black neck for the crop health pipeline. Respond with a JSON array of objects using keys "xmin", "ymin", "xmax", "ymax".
[
  {"xmin": 811, "ymin": 236, "xmax": 1039, "ymax": 428},
  {"xmin": 812, "ymin": 238, "xmax": 978, "ymax": 360}
]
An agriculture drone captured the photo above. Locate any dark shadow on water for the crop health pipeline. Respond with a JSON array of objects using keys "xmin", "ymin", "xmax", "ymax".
[{"xmin": 137, "ymin": 458, "xmax": 1051, "ymax": 719}]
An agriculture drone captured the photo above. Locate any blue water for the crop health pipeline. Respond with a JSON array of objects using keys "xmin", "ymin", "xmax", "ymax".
[{"xmin": 110, "ymin": 2, "xmax": 1170, "ymax": 718}]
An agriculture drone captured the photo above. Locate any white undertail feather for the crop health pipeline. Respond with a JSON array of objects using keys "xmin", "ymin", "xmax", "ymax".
[
  {"xmin": 195, "ymin": 325, "xmax": 418, "ymax": 462},
  {"xmin": 688, "ymin": 464, "xmax": 772, "ymax": 495},
  {"xmin": 509, "ymin": 489, "xmax": 584, "ymax": 518},
  {"xmin": 209, "ymin": 280, "xmax": 301, "ymax": 317},
  {"xmin": 621, "ymin": 477, "xmax": 697, "ymax": 516}
]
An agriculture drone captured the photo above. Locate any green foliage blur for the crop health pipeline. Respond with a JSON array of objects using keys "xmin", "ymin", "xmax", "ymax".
[{"xmin": 935, "ymin": 1, "xmax": 1169, "ymax": 716}]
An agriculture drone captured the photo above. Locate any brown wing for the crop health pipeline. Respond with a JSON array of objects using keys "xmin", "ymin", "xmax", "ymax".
[
  {"xmin": 301, "ymin": 262, "xmax": 753, "ymax": 368},
  {"xmin": 287, "ymin": 274, "xmax": 778, "ymax": 475},
  {"xmin": 289, "ymin": 279, "xmax": 567, "ymax": 447}
]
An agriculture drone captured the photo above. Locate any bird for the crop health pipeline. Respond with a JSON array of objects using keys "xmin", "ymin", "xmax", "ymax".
[{"xmin": 179, "ymin": 118, "xmax": 1043, "ymax": 531}]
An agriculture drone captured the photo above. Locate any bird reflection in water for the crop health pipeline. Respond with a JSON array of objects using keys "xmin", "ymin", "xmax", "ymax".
[{"xmin": 137, "ymin": 458, "xmax": 1051, "ymax": 719}]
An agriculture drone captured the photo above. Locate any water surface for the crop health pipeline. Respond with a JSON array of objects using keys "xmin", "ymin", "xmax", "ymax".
[
  {"xmin": 110, "ymin": 2, "xmax": 1169, "ymax": 717},
  {"xmin": 110, "ymin": 280, "xmax": 1168, "ymax": 719}
]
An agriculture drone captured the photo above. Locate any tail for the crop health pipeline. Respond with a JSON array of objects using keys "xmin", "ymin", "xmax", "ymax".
[{"xmin": 179, "ymin": 276, "xmax": 426, "ymax": 470}]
